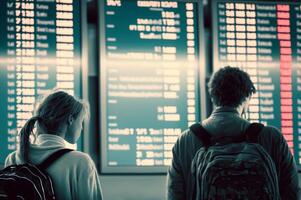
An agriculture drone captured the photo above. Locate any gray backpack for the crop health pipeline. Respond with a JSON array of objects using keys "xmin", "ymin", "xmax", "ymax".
[{"xmin": 190, "ymin": 123, "xmax": 280, "ymax": 200}]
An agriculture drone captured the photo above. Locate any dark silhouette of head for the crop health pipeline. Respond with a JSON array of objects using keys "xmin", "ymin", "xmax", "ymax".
[{"xmin": 208, "ymin": 66, "xmax": 256, "ymax": 107}]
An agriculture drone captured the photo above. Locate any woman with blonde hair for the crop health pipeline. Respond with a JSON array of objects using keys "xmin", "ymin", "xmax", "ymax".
[{"xmin": 5, "ymin": 90, "xmax": 103, "ymax": 200}]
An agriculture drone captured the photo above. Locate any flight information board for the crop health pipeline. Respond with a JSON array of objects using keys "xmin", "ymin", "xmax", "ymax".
[
  {"xmin": 213, "ymin": 1, "xmax": 301, "ymax": 166},
  {"xmin": 100, "ymin": 0, "xmax": 205, "ymax": 173},
  {"xmin": 0, "ymin": 0, "xmax": 83, "ymax": 164}
]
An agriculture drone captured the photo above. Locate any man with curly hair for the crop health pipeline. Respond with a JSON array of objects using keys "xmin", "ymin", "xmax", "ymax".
[{"xmin": 167, "ymin": 66, "xmax": 300, "ymax": 200}]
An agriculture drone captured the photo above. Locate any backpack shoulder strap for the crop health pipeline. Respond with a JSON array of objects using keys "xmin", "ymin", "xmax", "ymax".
[
  {"xmin": 189, "ymin": 123, "xmax": 211, "ymax": 147},
  {"xmin": 245, "ymin": 122, "xmax": 265, "ymax": 143},
  {"xmin": 38, "ymin": 149, "xmax": 73, "ymax": 170}
]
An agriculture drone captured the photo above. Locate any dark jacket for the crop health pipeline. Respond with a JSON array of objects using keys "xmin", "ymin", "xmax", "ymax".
[{"xmin": 167, "ymin": 107, "xmax": 300, "ymax": 200}]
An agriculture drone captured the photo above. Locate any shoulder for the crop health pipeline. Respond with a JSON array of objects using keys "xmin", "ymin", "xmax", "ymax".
[
  {"xmin": 173, "ymin": 127, "xmax": 203, "ymax": 154},
  {"xmin": 63, "ymin": 150, "xmax": 96, "ymax": 170},
  {"xmin": 259, "ymin": 125, "xmax": 283, "ymax": 140},
  {"xmin": 4, "ymin": 151, "xmax": 19, "ymax": 167},
  {"xmin": 175, "ymin": 129, "xmax": 195, "ymax": 146},
  {"xmin": 257, "ymin": 125, "xmax": 286, "ymax": 148},
  {"xmin": 65, "ymin": 150, "xmax": 94, "ymax": 164}
]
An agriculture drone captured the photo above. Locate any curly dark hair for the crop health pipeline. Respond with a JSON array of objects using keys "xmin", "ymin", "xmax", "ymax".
[{"xmin": 208, "ymin": 66, "xmax": 256, "ymax": 107}]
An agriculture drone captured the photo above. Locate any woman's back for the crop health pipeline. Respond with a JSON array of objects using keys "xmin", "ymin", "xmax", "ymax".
[
  {"xmin": 5, "ymin": 90, "xmax": 103, "ymax": 199},
  {"xmin": 5, "ymin": 134, "xmax": 103, "ymax": 200}
]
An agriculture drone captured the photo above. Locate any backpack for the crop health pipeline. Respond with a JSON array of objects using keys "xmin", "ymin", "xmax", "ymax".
[
  {"xmin": 0, "ymin": 148, "xmax": 73, "ymax": 200},
  {"xmin": 190, "ymin": 123, "xmax": 280, "ymax": 200}
]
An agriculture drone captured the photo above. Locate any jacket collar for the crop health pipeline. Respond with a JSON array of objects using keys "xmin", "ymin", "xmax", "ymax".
[
  {"xmin": 211, "ymin": 106, "xmax": 241, "ymax": 117},
  {"xmin": 34, "ymin": 134, "xmax": 67, "ymax": 147}
]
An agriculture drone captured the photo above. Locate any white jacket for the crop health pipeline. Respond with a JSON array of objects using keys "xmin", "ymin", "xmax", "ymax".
[{"xmin": 5, "ymin": 134, "xmax": 103, "ymax": 200}]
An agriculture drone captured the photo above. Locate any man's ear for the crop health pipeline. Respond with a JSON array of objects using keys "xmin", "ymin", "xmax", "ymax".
[
  {"xmin": 242, "ymin": 96, "xmax": 251, "ymax": 115},
  {"xmin": 68, "ymin": 115, "xmax": 74, "ymax": 125}
]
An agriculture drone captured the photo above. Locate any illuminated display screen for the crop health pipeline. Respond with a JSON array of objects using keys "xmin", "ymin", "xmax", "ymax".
[
  {"xmin": 0, "ymin": 0, "xmax": 82, "ymax": 164},
  {"xmin": 212, "ymin": 1, "xmax": 301, "ymax": 165},
  {"xmin": 100, "ymin": 0, "xmax": 205, "ymax": 173}
]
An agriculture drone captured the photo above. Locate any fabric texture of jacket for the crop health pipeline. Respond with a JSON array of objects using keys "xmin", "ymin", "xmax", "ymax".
[
  {"xmin": 5, "ymin": 134, "xmax": 103, "ymax": 200},
  {"xmin": 167, "ymin": 107, "xmax": 300, "ymax": 200}
]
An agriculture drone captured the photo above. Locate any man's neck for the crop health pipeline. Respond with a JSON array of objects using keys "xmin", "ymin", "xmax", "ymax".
[{"xmin": 213, "ymin": 105, "xmax": 244, "ymax": 116}]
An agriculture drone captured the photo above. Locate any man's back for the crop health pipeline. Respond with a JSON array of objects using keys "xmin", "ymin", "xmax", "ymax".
[{"xmin": 167, "ymin": 107, "xmax": 300, "ymax": 200}]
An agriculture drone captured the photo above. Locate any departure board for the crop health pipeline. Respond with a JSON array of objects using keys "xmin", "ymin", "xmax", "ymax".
[
  {"xmin": 213, "ymin": 1, "xmax": 301, "ymax": 166},
  {"xmin": 100, "ymin": 0, "xmax": 206, "ymax": 173},
  {"xmin": 0, "ymin": 0, "xmax": 83, "ymax": 164}
]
